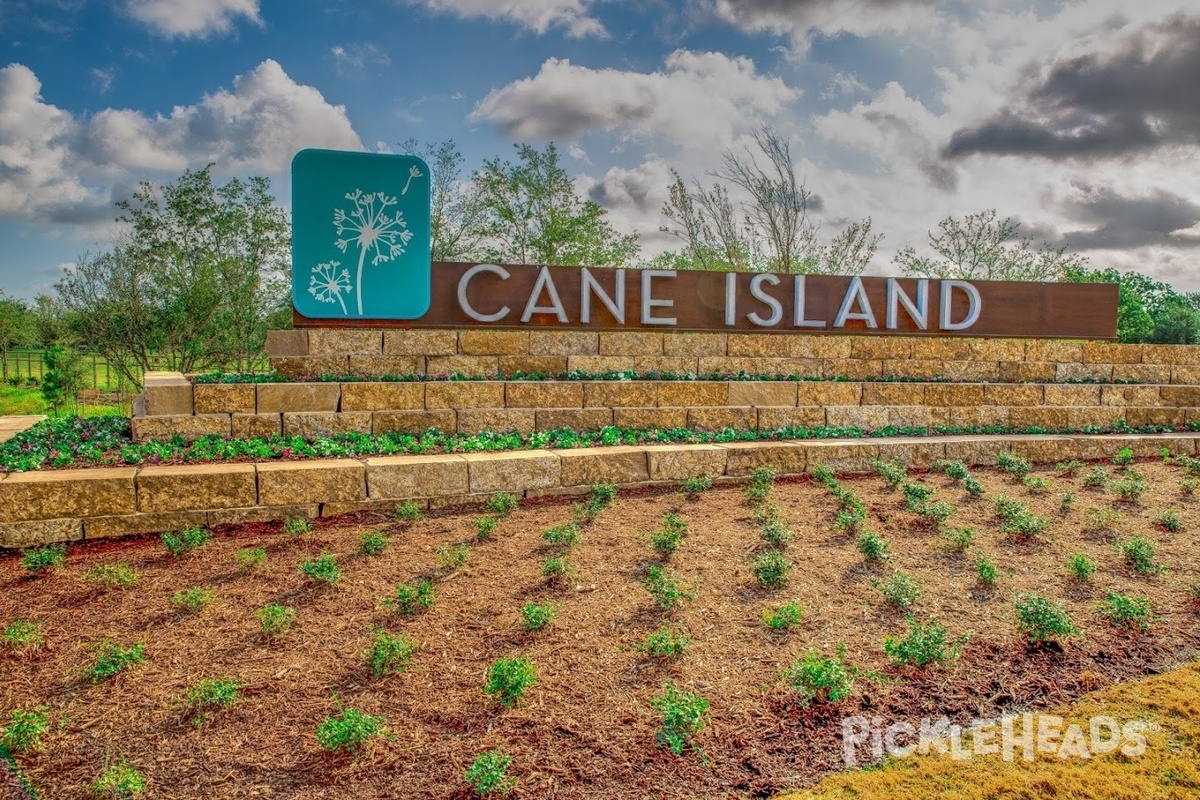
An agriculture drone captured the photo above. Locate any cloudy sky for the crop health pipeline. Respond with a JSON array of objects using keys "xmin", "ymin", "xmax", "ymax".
[{"xmin": 3, "ymin": 0, "xmax": 1200, "ymax": 301}]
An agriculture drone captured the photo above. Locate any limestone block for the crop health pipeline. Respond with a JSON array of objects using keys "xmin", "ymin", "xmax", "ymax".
[
  {"xmin": 1002, "ymin": 435, "xmax": 1073, "ymax": 464},
  {"xmin": 566, "ymin": 356, "xmax": 637, "ymax": 374},
  {"xmin": 339, "ymin": 382, "xmax": 425, "ymax": 411},
  {"xmin": 1160, "ymin": 386, "xmax": 1200, "ymax": 407},
  {"xmin": 687, "ymin": 407, "xmax": 756, "ymax": 430},
  {"xmin": 849, "ymin": 337, "xmax": 912, "ymax": 360},
  {"xmin": 498, "ymin": 356, "xmax": 569, "ymax": 376},
  {"xmin": 826, "ymin": 406, "xmax": 890, "ymax": 430},
  {"xmin": 1101, "ymin": 385, "xmax": 1162, "ymax": 407},
  {"xmin": 941, "ymin": 361, "xmax": 1001, "ymax": 382},
  {"xmin": 1009, "ymin": 407, "xmax": 1069, "ymax": 430},
  {"xmin": 911, "ymin": 338, "xmax": 972, "ymax": 360},
  {"xmin": 459, "ymin": 330, "xmax": 530, "ymax": 355},
  {"xmin": 428, "ymin": 493, "xmax": 494, "ymax": 510},
  {"xmin": 658, "ymin": 382, "xmax": 729, "ymax": 407},
  {"xmin": 257, "ymin": 383, "xmax": 340, "ymax": 413},
  {"xmin": 1126, "ymin": 407, "xmax": 1187, "ymax": 427},
  {"xmin": 1066, "ymin": 407, "xmax": 1125, "ymax": 429},
  {"xmin": 583, "ymin": 382, "xmax": 659, "ymax": 408},
  {"xmin": 599, "ymin": 331, "xmax": 664, "ymax": 356},
  {"xmin": 727, "ymin": 382, "xmax": 798, "ymax": 407},
  {"xmin": 308, "ymin": 329, "xmax": 382, "ymax": 356},
  {"xmin": 941, "ymin": 436, "xmax": 1004, "ymax": 466},
  {"xmin": 873, "ymin": 438, "xmax": 948, "ymax": 468},
  {"xmin": 265, "ymin": 329, "xmax": 308, "ymax": 358},
  {"xmin": 998, "ymin": 361, "xmax": 1056, "ymax": 382},
  {"xmin": 193, "ymin": 384, "xmax": 256, "ymax": 415},
  {"xmin": 367, "ymin": 454, "xmax": 469, "ymax": 499},
  {"xmin": 86, "ymin": 511, "xmax": 208, "ymax": 539},
  {"xmin": 425, "ymin": 382, "xmax": 506, "ymax": 409},
  {"xmin": 887, "ymin": 406, "xmax": 949, "ymax": 429},
  {"xmin": 465, "ymin": 450, "xmax": 561, "ymax": 493},
  {"xmin": 800, "ymin": 440, "xmax": 878, "ymax": 474},
  {"xmin": 143, "ymin": 374, "xmax": 193, "ymax": 416},
  {"xmin": 557, "ymin": 446, "xmax": 649, "ymax": 486},
  {"xmin": 132, "ymin": 414, "xmax": 232, "ymax": 442},
  {"xmin": 948, "ymin": 406, "xmax": 1009, "ymax": 427},
  {"xmin": 137, "ymin": 463, "xmax": 257, "ymax": 512},
  {"xmin": 971, "ymin": 339, "xmax": 1025, "ymax": 361},
  {"xmin": 1083, "ymin": 342, "xmax": 1142, "ymax": 364},
  {"xmin": 664, "ymin": 332, "xmax": 727, "ymax": 357},
  {"xmin": 881, "ymin": 360, "xmax": 944, "ymax": 380},
  {"xmin": 1044, "ymin": 384, "xmax": 1102, "ymax": 406},
  {"xmin": 1056, "ymin": 362, "xmax": 1113, "ymax": 382},
  {"xmin": 383, "ymin": 329, "xmax": 459, "ymax": 356},
  {"xmin": 282, "ymin": 412, "xmax": 372, "ymax": 438},
  {"xmin": 232, "ymin": 413, "xmax": 281, "ymax": 439},
  {"xmin": 696, "ymin": 357, "xmax": 760, "ymax": 375},
  {"xmin": 1, "ymin": 467, "xmax": 137, "ymax": 522},
  {"xmin": 631, "ymin": 357, "xmax": 702, "ymax": 375},
  {"xmin": 1025, "ymin": 340, "xmax": 1084, "ymax": 363},
  {"xmin": 372, "ymin": 410, "xmax": 456, "ymax": 434},
  {"xmin": 757, "ymin": 407, "xmax": 826, "ymax": 430},
  {"xmin": 721, "ymin": 441, "xmax": 807, "ymax": 477},
  {"xmin": 613, "ymin": 407, "xmax": 687, "ymax": 430},
  {"xmin": 456, "ymin": 408, "xmax": 536, "ymax": 435},
  {"xmin": 424, "ymin": 355, "xmax": 499, "ymax": 377},
  {"xmin": 727, "ymin": 334, "xmax": 775, "ymax": 357},
  {"xmin": 505, "ymin": 382, "xmax": 584, "ymax": 409},
  {"xmin": 1172, "ymin": 366, "xmax": 1200, "ymax": 384},
  {"xmin": 925, "ymin": 384, "xmax": 985, "ymax": 407},
  {"xmin": 269, "ymin": 356, "xmax": 350, "ymax": 378},
  {"xmin": 0, "ymin": 518, "xmax": 82, "ymax": 549},
  {"xmin": 832, "ymin": 359, "xmax": 885, "ymax": 379},
  {"xmin": 347, "ymin": 356, "xmax": 425, "ymax": 376},
  {"xmin": 257, "ymin": 459, "xmax": 366, "ymax": 505},
  {"xmin": 1111, "ymin": 364, "xmax": 1170, "ymax": 384},
  {"xmin": 792, "ymin": 336, "xmax": 852, "ymax": 359},
  {"xmin": 796, "ymin": 382, "xmax": 862, "ymax": 406},
  {"xmin": 1143, "ymin": 344, "xmax": 1200, "ymax": 366},
  {"xmin": 528, "ymin": 330, "xmax": 599, "ymax": 355},
  {"xmin": 861, "ymin": 383, "xmax": 926, "ymax": 406},
  {"xmin": 207, "ymin": 504, "xmax": 319, "ymax": 527},
  {"xmin": 645, "ymin": 444, "xmax": 728, "ymax": 480},
  {"xmin": 983, "ymin": 384, "xmax": 1044, "ymax": 407},
  {"xmin": 535, "ymin": 408, "xmax": 613, "ymax": 432}
]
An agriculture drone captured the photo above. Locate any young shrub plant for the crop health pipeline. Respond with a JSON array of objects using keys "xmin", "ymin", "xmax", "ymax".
[
  {"xmin": 650, "ymin": 681, "xmax": 709, "ymax": 756},
  {"xmin": 465, "ymin": 749, "xmax": 516, "ymax": 796},
  {"xmin": 744, "ymin": 467, "xmax": 777, "ymax": 503},
  {"xmin": 787, "ymin": 647, "xmax": 856, "ymax": 706},
  {"xmin": 1015, "ymin": 593, "xmax": 1077, "ymax": 646},
  {"xmin": 386, "ymin": 578, "xmax": 436, "ymax": 616},
  {"xmin": 184, "ymin": 678, "xmax": 243, "ymax": 723},
  {"xmin": 360, "ymin": 529, "xmax": 388, "ymax": 555},
  {"xmin": 299, "ymin": 552, "xmax": 341, "ymax": 585},
  {"xmin": 520, "ymin": 602, "xmax": 559, "ymax": 633},
  {"xmin": 762, "ymin": 602, "xmax": 803, "ymax": 631},
  {"xmin": 1117, "ymin": 535, "xmax": 1165, "ymax": 575},
  {"xmin": 643, "ymin": 565, "xmax": 694, "ymax": 612},
  {"xmin": 235, "ymin": 547, "xmax": 268, "ymax": 574},
  {"xmin": 1066, "ymin": 553, "xmax": 1097, "ymax": 582},
  {"xmin": 872, "ymin": 571, "xmax": 921, "ymax": 610},
  {"xmin": 316, "ymin": 702, "xmax": 387, "ymax": 754},
  {"xmin": 1098, "ymin": 593, "xmax": 1152, "ymax": 631},
  {"xmin": 3, "ymin": 620, "xmax": 46, "ymax": 653},
  {"xmin": 394, "ymin": 501, "xmax": 423, "ymax": 524},
  {"xmin": 21, "ymin": 543, "xmax": 66, "ymax": 575},
  {"xmin": 638, "ymin": 626, "xmax": 691, "ymax": 659},
  {"xmin": 752, "ymin": 551, "xmax": 792, "ymax": 590},
  {"xmin": 681, "ymin": 475, "xmax": 713, "ymax": 499},
  {"xmin": 87, "ymin": 639, "xmax": 146, "ymax": 682},
  {"xmin": 974, "ymin": 552, "xmax": 999, "ymax": 588},
  {"xmin": 484, "ymin": 656, "xmax": 537, "ymax": 708},
  {"xmin": 575, "ymin": 483, "xmax": 617, "ymax": 522},
  {"xmin": 92, "ymin": 762, "xmax": 147, "ymax": 798},
  {"xmin": 1, "ymin": 707, "xmax": 49, "ymax": 752},
  {"xmin": 856, "ymin": 530, "xmax": 891, "ymax": 563},
  {"xmin": 161, "ymin": 526, "xmax": 212, "ymax": 558},
  {"xmin": 367, "ymin": 630, "xmax": 420, "ymax": 677},
  {"xmin": 85, "ymin": 562, "xmax": 140, "ymax": 590},
  {"xmin": 171, "ymin": 588, "xmax": 215, "ymax": 614},
  {"xmin": 258, "ymin": 604, "xmax": 296, "ymax": 636},
  {"xmin": 882, "ymin": 617, "xmax": 965, "ymax": 668}
]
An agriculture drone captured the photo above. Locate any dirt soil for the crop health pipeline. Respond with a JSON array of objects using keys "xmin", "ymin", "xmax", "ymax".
[{"xmin": 2, "ymin": 459, "xmax": 1199, "ymax": 799}]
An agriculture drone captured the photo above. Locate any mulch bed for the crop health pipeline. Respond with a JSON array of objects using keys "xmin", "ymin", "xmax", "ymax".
[{"xmin": 2, "ymin": 460, "xmax": 1199, "ymax": 799}]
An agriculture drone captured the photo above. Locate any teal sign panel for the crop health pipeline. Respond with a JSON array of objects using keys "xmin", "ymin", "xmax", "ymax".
[{"xmin": 292, "ymin": 149, "xmax": 431, "ymax": 319}]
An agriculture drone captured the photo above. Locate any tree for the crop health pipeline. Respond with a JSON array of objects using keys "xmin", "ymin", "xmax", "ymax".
[
  {"xmin": 399, "ymin": 139, "xmax": 488, "ymax": 261},
  {"xmin": 0, "ymin": 293, "xmax": 35, "ymax": 383},
  {"xmin": 895, "ymin": 209, "xmax": 1087, "ymax": 282},
  {"xmin": 41, "ymin": 344, "xmax": 84, "ymax": 414},
  {"xmin": 659, "ymin": 127, "xmax": 880, "ymax": 274},
  {"xmin": 1064, "ymin": 265, "xmax": 1200, "ymax": 344},
  {"xmin": 56, "ymin": 165, "xmax": 290, "ymax": 385},
  {"xmin": 473, "ymin": 142, "xmax": 639, "ymax": 267}
]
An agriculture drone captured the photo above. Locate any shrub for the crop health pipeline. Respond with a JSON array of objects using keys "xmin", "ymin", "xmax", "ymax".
[
  {"xmin": 650, "ymin": 682, "xmax": 708, "ymax": 755},
  {"xmin": 282, "ymin": 516, "xmax": 312, "ymax": 536},
  {"xmin": 1111, "ymin": 469, "xmax": 1148, "ymax": 503},
  {"xmin": 1023, "ymin": 475, "xmax": 1051, "ymax": 495},
  {"xmin": 1060, "ymin": 492, "xmax": 1075, "ymax": 513},
  {"xmin": 541, "ymin": 522, "xmax": 580, "ymax": 547},
  {"xmin": 994, "ymin": 496, "xmax": 1049, "ymax": 539},
  {"xmin": 1083, "ymin": 467, "xmax": 1110, "ymax": 488},
  {"xmin": 1083, "ymin": 506, "xmax": 1122, "ymax": 536},
  {"xmin": 642, "ymin": 565, "xmax": 693, "ymax": 612},
  {"xmin": 997, "ymin": 452, "xmax": 1031, "ymax": 479},
  {"xmin": 257, "ymin": 604, "xmax": 296, "ymax": 636},
  {"xmin": 299, "ymin": 552, "xmax": 341, "ymax": 585},
  {"xmin": 811, "ymin": 464, "xmax": 837, "ymax": 489},
  {"xmin": 394, "ymin": 501, "xmax": 423, "ymax": 523},
  {"xmin": 161, "ymin": 526, "xmax": 211, "ymax": 557},
  {"xmin": 85, "ymin": 562, "xmax": 140, "ymax": 590},
  {"xmin": 963, "ymin": 475, "xmax": 986, "ymax": 496},
  {"xmin": 1156, "ymin": 510, "xmax": 1184, "ymax": 533},
  {"xmin": 520, "ymin": 602, "xmax": 559, "ymax": 632},
  {"xmin": 367, "ymin": 630, "xmax": 420, "ymax": 677},
  {"xmin": 474, "ymin": 515, "xmax": 501, "ymax": 541},
  {"xmin": 883, "ymin": 617, "xmax": 963, "ymax": 667},
  {"xmin": 639, "ymin": 626, "xmax": 691, "ymax": 659},
  {"xmin": 92, "ymin": 762, "xmax": 146, "ymax": 798},
  {"xmin": 575, "ymin": 483, "xmax": 618, "ymax": 520},
  {"xmin": 752, "ymin": 551, "xmax": 792, "ymax": 590},
  {"xmin": 681, "ymin": 475, "xmax": 713, "ymax": 497},
  {"xmin": 360, "ymin": 530, "xmax": 388, "ymax": 555},
  {"xmin": 1015, "ymin": 593, "xmax": 1077, "ymax": 645},
  {"xmin": 1117, "ymin": 535, "xmax": 1165, "ymax": 575},
  {"xmin": 87, "ymin": 640, "xmax": 145, "ymax": 682},
  {"xmin": 787, "ymin": 648, "xmax": 855, "ymax": 706},
  {"xmin": 1, "ymin": 707, "xmax": 48, "ymax": 752},
  {"xmin": 464, "ymin": 749, "xmax": 516, "ymax": 796},
  {"xmin": 170, "ymin": 588, "xmax": 215, "ymax": 613},
  {"xmin": 387, "ymin": 579, "xmax": 436, "ymax": 616},
  {"xmin": 1098, "ymin": 593, "xmax": 1152, "ymax": 631},
  {"xmin": 760, "ymin": 517, "xmax": 793, "ymax": 548},
  {"xmin": 1181, "ymin": 477, "xmax": 1200, "ymax": 496},
  {"xmin": 542, "ymin": 556, "xmax": 575, "ymax": 585},
  {"xmin": 21, "ymin": 543, "xmax": 66, "ymax": 574},
  {"xmin": 939, "ymin": 526, "xmax": 974, "ymax": 552},
  {"xmin": 873, "ymin": 571, "xmax": 921, "ymax": 609},
  {"xmin": 912, "ymin": 499, "xmax": 956, "ymax": 526},
  {"xmin": 316, "ymin": 706, "xmax": 386, "ymax": 753},
  {"xmin": 870, "ymin": 459, "xmax": 907, "ymax": 488},
  {"xmin": 745, "ymin": 466, "xmax": 777, "ymax": 503},
  {"xmin": 762, "ymin": 602, "xmax": 803, "ymax": 631},
  {"xmin": 487, "ymin": 492, "xmax": 520, "ymax": 517},
  {"xmin": 1054, "ymin": 460, "xmax": 1084, "ymax": 477},
  {"xmin": 1112, "ymin": 447, "xmax": 1134, "ymax": 467},
  {"xmin": 484, "ymin": 656, "xmax": 537, "ymax": 708},
  {"xmin": 2, "ymin": 620, "xmax": 45, "ymax": 651},
  {"xmin": 974, "ymin": 552, "xmax": 999, "ymax": 587},
  {"xmin": 856, "ymin": 530, "xmax": 891, "ymax": 562},
  {"xmin": 235, "ymin": 547, "xmax": 268, "ymax": 573},
  {"xmin": 901, "ymin": 482, "xmax": 936, "ymax": 509},
  {"xmin": 436, "ymin": 543, "xmax": 469, "ymax": 571},
  {"xmin": 650, "ymin": 526, "xmax": 682, "ymax": 557},
  {"xmin": 184, "ymin": 678, "xmax": 242, "ymax": 720},
  {"xmin": 943, "ymin": 460, "xmax": 970, "ymax": 481},
  {"xmin": 1066, "ymin": 553, "xmax": 1097, "ymax": 581}
]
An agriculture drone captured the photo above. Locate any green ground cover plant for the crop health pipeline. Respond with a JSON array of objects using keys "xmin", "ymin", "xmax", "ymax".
[
  {"xmin": 87, "ymin": 640, "xmax": 145, "ymax": 682},
  {"xmin": 638, "ymin": 626, "xmax": 691, "ymax": 659},
  {"xmin": 643, "ymin": 564, "xmax": 693, "ymax": 612},
  {"xmin": 366, "ymin": 631, "xmax": 420, "ymax": 676},
  {"xmin": 762, "ymin": 602, "xmax": 803, "ymax": 631},
  {"xmin": 882, "ymin": 617, "xmax": 964, "ymax": 667},
  {"xmin": 1, "ymin": 707, "xmax": 48, "ymax": 752},
  {"xmin": 299, "ymin": 552, "xmax": 341, "ymax": 585},
  {"xmin": 170, "ymin": 588, "xmax": 215, "ymax": 613},
  {"xmin": 1098, "ymin": 593, "xmax": 1152, "ymax": 631},
  {"xmin": 464, "ymin": 749, "xmax": 516, "ymax": 796},
  {"xmin": 92, "ymin": 761, "xmax": 146, "ymax": 798},
  {"xmin": 20, "ymin": 543, "xmax": 66, "ymax": 574},
  {"xmin": 85, "ymin": 562, "xmax": 140, "ymax": 590},
  {"xmin": 787, "ymin": 648, "xmax": 856, "ymax": 706},
  {"xmin": 235, "ymin": 547, "xmax": 268, "ymax": 573},
  {"xmin": 386, "ymin": 579, "xmax": 436, "ymax": 616},
  {"xmin": 360, "ymin": 529, "xmax": 388, "ymax": 555},
  {"xmin": 1015, "ymin": 593, "xmax": 1077, "ymax": 645},
  {"xmin": 2, "ymin": 620, "xmax": 45, "ymax": 651},
  {"xmin": 316, "ymin": 705, "xmax": 387, "ymax": 753},
  {"xmin": 484, "ymin": 657, "xmax": 536, "ymax": 708},
  {"xmin": 161, "ymin": 526, "xmax": 211, "ymax": 557},
  {"xmin": 519, "ymin": 602, "xmax": 559, "ymax": 632},
  {"xmin": 650, "ymin": 682, "xmax": 708, "ymax": 756},
  {"xmin": 257, "ymin": 604, "xmax": 296, "ymax": 636}
]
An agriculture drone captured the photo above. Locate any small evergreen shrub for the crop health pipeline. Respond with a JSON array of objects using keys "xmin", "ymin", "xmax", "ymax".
[
  {"xmin": 650, "ymin": 682, "xmax": 708, "ymax": 755},
  {"xmin": 161, "ymin": 526, "xmax": 211, "ymax": 557},
  {"xmin": 1015, "ymin": 593, "xmax": 1077, "ymax": 645},
  {"xmin": 761, "ymin": 602, "xmax": 803, "ymax": 631},
  {"xmin": 484, "ymin": 656, "xmax": 536, "ymax": 708},
  {"xmin": 464, "ymin": 749, "xmax": 516, "ymax": 796}
]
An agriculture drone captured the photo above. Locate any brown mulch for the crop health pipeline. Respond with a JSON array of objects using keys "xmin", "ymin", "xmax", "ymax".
[{"xmin": 2, "ymin": 460, "xmax": 1199, "ymax": 799}]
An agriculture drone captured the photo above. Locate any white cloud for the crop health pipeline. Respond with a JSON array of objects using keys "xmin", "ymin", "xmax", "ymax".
[
  {"xmin": 330, "ymin": 43, "xmax": 392, "ymax": 74},
  {"xmin": 90, "ymin": 67, "xmax": 114, "ymax": 94},
  {"xmin": 470, "ymin": 50, "xmax": 797, "ymax": 151},
  {"xmin": 403, "ymin": 0, "xmax": 606, "ymax": 38},
  {"xmin": 708, "ymin": 0, "xmax": 946, "ymax": 49},
  {"xmin": 0, "ymin": 60, "xmax": 363, "ymax": 223},
  {"xmin": 124, "ymin": 0, "xmax": 260, "ymax": 38}
]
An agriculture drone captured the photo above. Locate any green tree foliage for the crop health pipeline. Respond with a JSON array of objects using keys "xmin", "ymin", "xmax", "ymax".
[
  {"xmin": 659, "ymin": 127, "xmax": 880, "ymax": 274},
  {"xmin": 895, "ymin": 209, "xmax": 1087, "ymax": 282},
  {"xmin": 0, "ymin": 293, "xmax": 36, "ymax": 382},
  {"xmin": 40, "ymin": 344, "xmax": 84, "ymax": 413},
  {"xmin": 400, "ymin": 138, "xmax": 488, "ymax": 262},
  {"xmin": 474, "ymin": 142, "xmax": 639, "ymax": 268},
  {"xmin": 55, "ymin": 165, "xmax": 290, "ymax": 385},
  {"xmin": 1064, "ymin": 265, "xmax": 1200, "ymax": 344}
]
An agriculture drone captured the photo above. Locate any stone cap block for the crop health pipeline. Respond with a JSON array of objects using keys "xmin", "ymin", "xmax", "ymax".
[
  {"xmin": 256, "ymin": 459, "xmax": 366, "ymax": 505},
  {"xmin": 1, "ymin": 467, "xmax": 138, "ymax": 522}
]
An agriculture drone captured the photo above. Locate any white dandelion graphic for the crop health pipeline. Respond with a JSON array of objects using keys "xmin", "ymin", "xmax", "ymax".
[
  {"xmin": 334, "ymin": 187, "xmax": 417, "ymax": 315},
  {"xmin": 308, "ymin": 261, "xmax": 353, "ymax": 315}
]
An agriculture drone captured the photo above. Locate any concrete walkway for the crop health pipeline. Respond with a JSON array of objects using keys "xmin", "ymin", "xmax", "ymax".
[{"xmin": 0, "ymin": 415, "xmax": 46, "ymax": 443}]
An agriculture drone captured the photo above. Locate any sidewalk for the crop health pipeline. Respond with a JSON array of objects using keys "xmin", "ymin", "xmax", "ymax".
[{"xmin": 0, "ymin": 415, "xmax": 46, "ymax": 443}]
